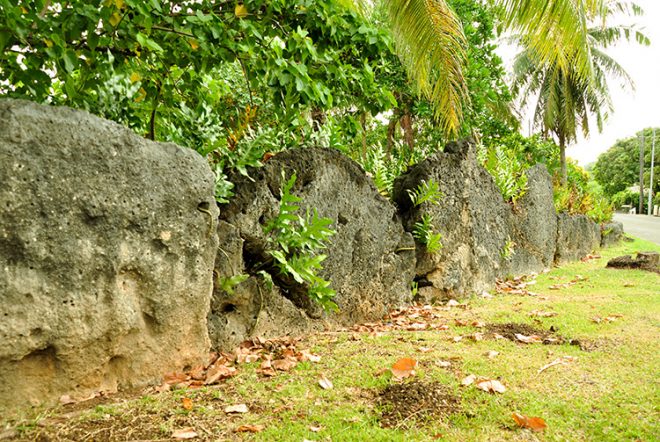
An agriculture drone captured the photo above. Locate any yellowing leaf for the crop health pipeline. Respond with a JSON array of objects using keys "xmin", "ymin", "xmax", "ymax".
[
  {"xmin": 391, "ymin": 357, "xmax": 417, "ymax": 379},
  {"xmin": 44, "ymin": 39, "xmax": 53, "ymax": 48},
  {"xmin": 20, "ymin": 6, "xmax": 28, "ymax": 14},
  {"xmin": 135, "ymin": 87, "xmax": 147, "ymax": 103},
  {"xmin": 235, "ymin": 4, "xmax": 248, "ymax": 18},
  {"xmin": 512, "ymin": 412, "xmax": 547, "ymax": 432},
  {"xmin": 188, "ymin": 39, "xmax": 199, "ymax": 50},
  {"xmin": 115, "ymin": 0, "xmax": 125, "ymax": 9},
  {"xmin": 129, "ymin": 72, "xmax": 141, "ymax": 83},
  {"xmin": 181, "ymin": 397, "xmax": 193, "ymax": 411},
  {"xmin": 109, "ymin": 11, "xmax": 122, "ymax": 27}
]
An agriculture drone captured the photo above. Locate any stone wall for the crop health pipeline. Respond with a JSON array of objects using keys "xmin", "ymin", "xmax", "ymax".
[
  {"xmin": 0, "ymin": 100, "xmax": 218, "ymax": 409},
  {"xmin": 209, "ymin": 148, "xmax": 416, "ymax": 350},
  {"xmin": 0, "ymin": 101, "xmax": 611, "ymax": 408}
]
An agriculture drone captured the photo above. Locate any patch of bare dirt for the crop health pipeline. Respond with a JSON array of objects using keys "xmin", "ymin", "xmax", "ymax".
[
  {"xmin": 485, "ymin": 322, "xmax": 565, "ymax": 344},
  {"xmin": 378, "ymin": 381, "xmax": 460, "ymax": 428}
]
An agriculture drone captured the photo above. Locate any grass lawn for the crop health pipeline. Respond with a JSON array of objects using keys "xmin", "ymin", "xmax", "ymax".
[{"xmin": 4, "ymin": 238, "xmax": 659, "ymax": 441}]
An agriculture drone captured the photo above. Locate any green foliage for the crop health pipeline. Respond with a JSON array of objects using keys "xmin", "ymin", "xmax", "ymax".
[
  {"xmin": 500, "ymin": 237, "xmax": 516, "ymax": 260},
  {"xmin": 407, "ymin": 179, "xmax": 443, "ymax": 207},
  {"xmin": 593, "ymin": 128, "xmax": 660, "ymax": 197},
  {"xmin": 413, "ymin": 213, "xmax": 443, "ymax": 254},
  {"xmin": 611, "ymin": 189, "xmax": 638, "ymax": 208},
  {"xmin": 218, "ymin": 274, "xmax": 249, "ymax": 295},
  {"xmin": 263, "ymin": 172, "xmax": 337, "ymax": 312},
  {"xmin": 479, "ymin": 143, "xmax": 528, "ymax": 204},
  {"xmin": 587, "ymin": 195, "xmax": 614, "ymax": 224}
]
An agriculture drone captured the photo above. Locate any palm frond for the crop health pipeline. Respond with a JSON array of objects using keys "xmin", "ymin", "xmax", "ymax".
[{"xmin": 383, "ymin": 0, "xmax": 468, "ymax": 136}]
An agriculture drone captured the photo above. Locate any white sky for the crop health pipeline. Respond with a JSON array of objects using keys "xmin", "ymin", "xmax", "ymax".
[{"xmin": 497, "ymin": 0, "xmax": 660, "ymax": 166}]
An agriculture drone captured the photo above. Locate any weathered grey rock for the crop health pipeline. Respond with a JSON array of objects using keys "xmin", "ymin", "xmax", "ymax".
[
  {"xmin": 555, "ymin": 213, "xmax": 601, "ymax": 263},
  {"xmin": 507, "ymin": 164, "xmax": 557, "ymax": 275},
  {"xmin": 392, "ymin": 140, "xmax": 513, "ymax": 298},
  {"xmin": 600, "ymin": 221, "xmax": 624, "ymax": 247},
  {"xmin": 208, "ymin": 221, "xmax": 315, "ymax": 350},
  {"xmin": 209, "ymin": 148, "xmax": 416, "ymax": 350},
  {"xmin": 606, "ymin": 252, "xmax": 659, "ymax": 273},
  {"xmin": 0, "ymin": 100, "xmax": 218, "ymax": 409}
]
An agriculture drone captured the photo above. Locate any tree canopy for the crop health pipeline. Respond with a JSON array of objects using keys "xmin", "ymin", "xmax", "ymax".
[{"xmin": 593, "ymin": 128, "xmax": 660, "ymax": 197}]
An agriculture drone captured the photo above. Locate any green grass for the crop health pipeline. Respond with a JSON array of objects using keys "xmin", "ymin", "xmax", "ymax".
[{"xmin": 5, "ymin": 238, "xmax": 659, "ymax": 441}]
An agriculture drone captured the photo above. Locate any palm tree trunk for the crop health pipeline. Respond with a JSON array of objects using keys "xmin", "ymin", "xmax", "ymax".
[{"xmin": 559, "ymin": 135, "xmax": 567, "ymax": 186}]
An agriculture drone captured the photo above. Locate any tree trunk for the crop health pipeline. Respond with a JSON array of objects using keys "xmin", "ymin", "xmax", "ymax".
[
  {"xmin": 311, "ymin": 107, "xmax": 326, "ymax": 132},
  {"xmin": 559, "ymin": 135, "xmax": 567, "ymax": 186},
  {"xmin": 400, "ymin": 111, "xmax": 414, "ymax": 162},
  {"xmin": 639, "ymin": 133, "xmax": 645, "ymax": 215},
  {"xmin": 360, "ymin": 112, "xmax": 368, "ymax": 162},
  {"xmin": 386, "ymin": 116, "xmax": 397, "ymax": 160}
]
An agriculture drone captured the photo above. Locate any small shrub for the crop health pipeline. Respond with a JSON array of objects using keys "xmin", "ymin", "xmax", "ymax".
[
  {"xmin": 413, "ymin": 213, "xmax": 443, "ymax": 254},
  {"xmin": 262, "ymin": 172, "xmax": 337, "ymax": 311}
]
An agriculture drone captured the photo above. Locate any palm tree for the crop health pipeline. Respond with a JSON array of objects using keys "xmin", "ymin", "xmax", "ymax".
[
  {"xmin": 511, "ymin": 0, "xmax": 649, "ymax": 184},
  {"xmin": 370, "ymin": 0, "xmax": 618, "ymax": 139}
]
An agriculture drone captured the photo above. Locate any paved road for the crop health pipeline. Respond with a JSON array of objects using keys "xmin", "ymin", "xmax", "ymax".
[{"xmin": 613, "ymin": 214, "xmax": 660, "ymax": 245}]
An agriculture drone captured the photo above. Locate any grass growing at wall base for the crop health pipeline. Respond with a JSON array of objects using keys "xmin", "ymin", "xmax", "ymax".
[{"xmin": 4, "ymin": 237, "xmax": 659, "ymax": 441}]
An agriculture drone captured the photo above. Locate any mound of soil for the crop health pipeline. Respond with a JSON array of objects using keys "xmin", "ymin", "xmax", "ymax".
[
  {"xmin": 486, "ymin": 322, "xmax": 565, "ymax": 344},
  {"xmin": 378, "ymin": 381, "xmax": 460, "ymax": 428}
]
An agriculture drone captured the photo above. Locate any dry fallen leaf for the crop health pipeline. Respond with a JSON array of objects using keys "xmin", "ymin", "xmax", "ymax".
[
  {"xmin": 476, "ymin": 379, "xmax": 506, "ymax": 393},
  {"xmin": 515, "ymin": 333, "xmax": 542, "ymax": 344},
  {"xmin": 452, "ymin": 336, "xmax": 463, "ymax": 342},
  {"xmin": 181, "ymin": 397, "xmax": 193, "ymax": 411},
  {"xmin": 318, "ymin": 376, "xmax": 333, "ymax": 390},
  {"xmin": 469, "ymin": 332, "xmax": 484, "ymax": 342},
  {"xmin": 436, "ymin": 360, "xmax": 451, "ymax": 368},
  {"xmin": 391, "ymin": 357, "xmax": 417, "ymax": 379},
  {"xmin": 309, "ymin": 425, "xmax": 323, "ymax": 432},
  {"xmin": 461, "ymin": 374, "xmax": 477, "ymax": 386},
  {"xmin": 172, "ymin": 427, "xmax": 198, "ymax": 439},
  {"xmin": 225, "ymin": 404, "xmax": 249, "ymax": 414},
  {"xmin": 205, "ymin": 364, "xmax": 237, "ymax": 385},
  {"xmin": 530, "ymin": 310, "xmax": 558, "ymax": 318},
  {"xmin": 538, "ymin": 356, "xmax": 576, "ymax": 374},
  {"xmin": 234, "ymin": 424, "xmax": 264, "ymax": 433},
  {"xmin": 512, "ymin": 412, "xmax": 547, "ymax": 432},
  {"xmin": 272, "ymin": 358, "xmax": 297, "ymax": 371},
  {"xmin": 485, "ymin": 350, "xmax": 499, "ymax": 359}
]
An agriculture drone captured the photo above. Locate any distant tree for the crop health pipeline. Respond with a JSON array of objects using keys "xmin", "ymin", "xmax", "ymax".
[
  {"xmin": 510, "ymin": 0, "xmax": 649, "ymax": 185},
  {"xmin": 593, "ymin": 128, "xmax": 660, "ymax": 197}
]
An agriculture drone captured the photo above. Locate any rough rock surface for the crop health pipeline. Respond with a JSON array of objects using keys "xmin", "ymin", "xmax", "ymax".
[
  {"xmin": 555, "ymin": 213, "xmax": 602, "ymax": 263},
  {"xmin": 392, "ymin": 141, "xmax": 513, "ymax": 299},
  {"xmin": 0, "ymin": 100, "xmax": 218, "ymax": 409},
  {"xmin": 507, "ymin": 165, "xmax": 557, "ymax": 275},
  {"xmin": 606, "ymin": 252, "xmax": 659, "ymax": 273},
  {"xmin": 600, "ymin": 221, "xmax": 624, "ymax": 247},
  {"xmin": 209, "ymin": 148, "xmax": 416, "ymax": 350}
]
